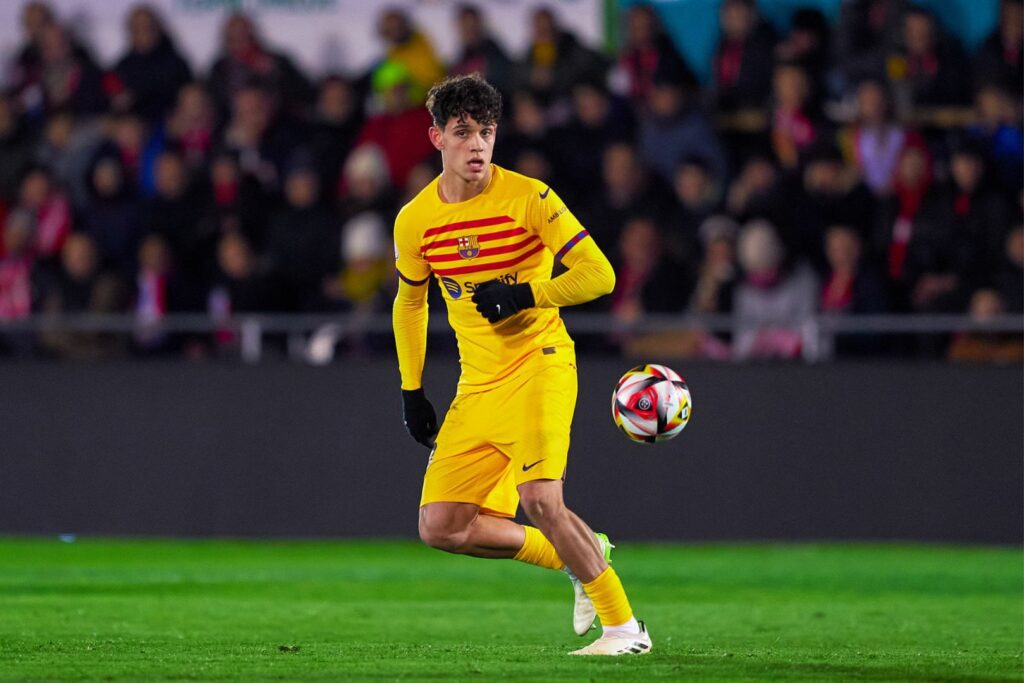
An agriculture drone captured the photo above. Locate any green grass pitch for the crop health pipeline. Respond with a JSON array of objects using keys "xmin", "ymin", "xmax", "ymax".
[{"xmin": 0, "ymin": 539, "xmax": 1020, "ymax": 682}]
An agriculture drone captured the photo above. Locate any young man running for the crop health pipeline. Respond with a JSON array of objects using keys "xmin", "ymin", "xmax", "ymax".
[{"xmin": 392, "ymin": 74, "xmax": 650, "ymax": 656}]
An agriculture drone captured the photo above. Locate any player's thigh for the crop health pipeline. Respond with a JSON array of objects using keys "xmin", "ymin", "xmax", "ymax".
[
  {"xmin": 420, "ymin": 391, "xmax": 513, "ymax": 513},
  {"xmin": 499, "ymin": 362, "xmax": 578, "ymax": 486}
]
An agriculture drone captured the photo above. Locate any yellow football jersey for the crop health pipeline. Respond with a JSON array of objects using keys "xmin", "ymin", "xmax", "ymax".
[{"xmin": 394, "ymin": 165, "xmax": 600, "ymax": 393}]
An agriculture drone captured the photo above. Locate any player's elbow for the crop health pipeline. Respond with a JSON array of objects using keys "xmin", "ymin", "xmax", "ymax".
[{"xmin": 595, "ymin": 258, "xmax": 616, "ymax": 297}]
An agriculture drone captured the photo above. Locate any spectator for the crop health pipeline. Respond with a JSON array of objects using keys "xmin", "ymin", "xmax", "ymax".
[
  {"xmin": 733, "ymin": 219, "xmax": 819, "ymax": 360},
  {"xmin": 133, "ymin": 233, "xmax": 202, "ymax": 350},
  {"xmin": 207, "ymin": 13, "xmax": 312, "ymax": 116},
  {"xmin": 834, "ymin": 0, "xmax": 910, "ymax": 90},
  {"xmin": 34, "ymin": 110, "xmax": 102, "ymax": 211},
  {"xmin": 106, "ymin": 112, "xmax": 161, "ymax": 196},
  {"xmin": 265, "ymin": 162, "xmax": 337, "ymax": 311},
  {"xmin": 325, "ymin": 211, "xmax": 392, "ymax": 313},
  {"xmin": 668, "ymin": 155, "xmax": 721, "ymax": 263},
  {"xmin": 6, "ymin": 2, "xmax": 57, "ymax": 100},
  {"xmin": 610, "ymin": 216, "xmax": 691, "ymax": 325},
  {"xmin": 577, "ymin": 142, "xmax": 670, "ymax": 249},
  {"xmin": 112, "ymin": 5, "xmax": 192, "ymax": 122},
  {"xmin": 512, "ymin": 148, "xmax": 553, "ymax": 184},
  {"xmin": 210, "ymin": 232, "xmax": 275, "ymax": 315},
  {"xmin": 992, "ymin": 225, "xmax": 1023, "ymax": 313},
  {"xmin": 874, "ymin": 141, "xmax": 933, "ymax": 299},
  {"xmin": 617, "ymin": 5, "xmax": 697, "ymax": 109},
  {"xmin": 0, "ymin": 209, "xmax": 36, "ymax": 323},
  {"xmin": 711, "ymin": 0, "xmax": 776, "ymax": 112},
  {"xmin": 16, "ymin": 166, "xmax": 70, "ymax": 264},
  {"xmin": 770, "ymin": 62, "xmax": 823, "ymax": 170},
  {"xmin": 31, "ymin": 23, "xmax": 107, "ymax": 117},
  {"xmin": 888, "ymin": 8, "xmax": 972, "ymax": 110},
  {"xmin": 638, "ymin": 70, "xmax": 726, "ymax": 188},
  {"xmin": 550, "ymin": 79, "xmax": 634, "ymax": 203},
  {"xmin": 819, "ymin": 224, "xmax": 888, "ymax": 357},
  {"xmin": 307, "ymin": 77, "xmax": 362, "ymax": 195},
  {"xmin": 78, "ymin": 153, "xmax": 140, "ymax": 276},
  {"xmin": 774, "ymin": 8, "xmax": 831, "ymax": 103},
  {"xmin": 401, "ymin": 160, "xmax": 440, "ymax": 206},
  {"xmin": 973, "ymin": 0, "xmax": 1023, "ymax": 98},
  {"xmin": 7, "ymin": 4, "xmax": 104, "ymax": 120},
  {"xmin": 843, "ymin": 79, "xmax": 919, "ymax": 197},
  {"xmin": 725, "ymin": 154, "xmax": 784, "ymax": 224},
  {"xmin": 219, "ymin": 83, "xmax": 296, "ymax": 192},
  {"xmin": 785, "ymin": 146, "xmax": 875, "ymax": 269},
  {"xmin": 0, "ymin": 94, "xmax": 37, "ymax": 204},
  {"xmin": 515, "ymin": 7, "xmax": 606, "ymax": 104},
  {"xmin": 494, "ymin": 89, "xmax": 551, "ymax": 172},
  {"xmin": 690, "ymin": 215, "xmax": 739, "ymax": 316},
  {"xmin": 38, "ymin": 232, "xmax": 126, "ymax": 359},
  {"xmin": 339, "ymin": 145, "xmax": 396, "ymax": 224},
  {"xmin": 906, "ymin": 140, "xmax": 1011, "ymax": 312},
  {"xmin": 140, "ymin": 151, "xmax": 209, "ymax": 278},
  {"xmin": 450, "ymin": 5, "xmax": 513, "ymax": 96},
  {"xmin": 966, "ymin": 84, "xmax": 1024, "ymax": 196},
  {"xmin": 947, "ymin": 288, "xmax": 1023, "ymax": 362},
  {"xmin": 164, "ymin": 82, "xmax": 216, "ymax": 170},
  {"xmin": 377, "ymin": 8, "xmax": 445, "ymax": 105},
  {"xmin": 820, "ymin": 223, "xmax": 887, "ymax": 315},
  {"xmin": 203, "ymin": 150, "xmax": 270, "ymax": 250},
  {"xmin": 354, "ymin": 61, "xmax": 435, "ymax": 190}
]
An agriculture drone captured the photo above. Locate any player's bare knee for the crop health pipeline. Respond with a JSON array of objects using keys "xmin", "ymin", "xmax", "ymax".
[
  {"xmin": 520, "ymin": 492, "xmax": 567, "ymax": 528},
  {"xmin": 418, "ymin": 514, "xmax": 470, "ymax": 553}
]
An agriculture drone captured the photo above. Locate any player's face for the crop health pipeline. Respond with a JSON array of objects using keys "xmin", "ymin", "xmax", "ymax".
[{"xmin": 431, "ymin": 116, "xmax": 496, "ymax": 183}]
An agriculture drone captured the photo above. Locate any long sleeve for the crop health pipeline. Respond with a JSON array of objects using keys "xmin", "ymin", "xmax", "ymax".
[
  {"xmin": 527, "ymin": 182, "xmax": 616, "ymax": 309},
  {"xmin": 531, "ymin": 236, "xmax": 616, "ymax": 308},
  {"xmin": 392, "ymin": 279, "xmax": 429, "ymax": 390}
]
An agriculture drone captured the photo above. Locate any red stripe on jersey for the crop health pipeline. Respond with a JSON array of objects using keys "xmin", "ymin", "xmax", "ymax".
[
  {"xmin": 432, "ymin": 241, "xmax": 545, "ymax": 276},
  {"xmin": 422, "ymin": 215, "xmax": 514, "ymax": 238},
  {"xmin": 424, "ymin": 236, "xmax": 540, "ymax": 263},
  {"xmin": 421, "ymin": 227, "xmax": 527, "ymax": 253}
]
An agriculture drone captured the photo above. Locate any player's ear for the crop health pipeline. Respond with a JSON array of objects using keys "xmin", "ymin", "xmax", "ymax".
[{"xmin": 428, "ymin": 125, "xmax": 444, "ymax": 151}]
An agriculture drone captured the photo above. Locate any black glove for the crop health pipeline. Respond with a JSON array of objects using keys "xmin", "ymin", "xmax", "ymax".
[
  {"xmin": 402, "ymin": 388, "xmax": 438, "ymax": 449},
  {"xmin": 471, "ymin": 281, "xmax": 535, "ymax": 323}
]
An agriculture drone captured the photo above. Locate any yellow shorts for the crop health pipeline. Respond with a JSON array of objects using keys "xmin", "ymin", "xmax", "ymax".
[{"xmin": 420, "ymin": 356, "xmax": 578, "ymax": 518}]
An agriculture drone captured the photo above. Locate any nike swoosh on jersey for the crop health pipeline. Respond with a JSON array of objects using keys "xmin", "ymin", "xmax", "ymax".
[
  {"xmin": 522, "ymin": 458, "xmax": 546, "ymax": 471},
  {"xmin": 539, "ymin": 187, "xmax": 550, "ymax": 199}
]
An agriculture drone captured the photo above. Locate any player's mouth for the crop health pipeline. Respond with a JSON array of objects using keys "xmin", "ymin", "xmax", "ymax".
[{"xmin": 467, "ymin": 158, "xmax": 486, "ymax": 173}]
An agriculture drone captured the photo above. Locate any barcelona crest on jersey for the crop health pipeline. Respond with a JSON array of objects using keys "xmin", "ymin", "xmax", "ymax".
[{"xmin": 457, "ymin": 235, "xmax": 481, "ymax": 260}]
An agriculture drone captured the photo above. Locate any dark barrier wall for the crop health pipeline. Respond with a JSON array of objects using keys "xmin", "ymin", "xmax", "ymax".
[{"xmin": 1, "ymin": 360, "xmax": 1020, "ymax": 543}]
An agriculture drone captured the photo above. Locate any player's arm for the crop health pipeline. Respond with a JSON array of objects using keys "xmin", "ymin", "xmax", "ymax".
[
  {"xmin": 530, "ymin": 228, "xmax": 615, "ymax": 309},
  {"xmin": 471, "ymin": 185, "xmax": 614, "ymax": 322},
  {"xmin": 392, "ymin": 217, "xmax": 437, "ymax": 449}
]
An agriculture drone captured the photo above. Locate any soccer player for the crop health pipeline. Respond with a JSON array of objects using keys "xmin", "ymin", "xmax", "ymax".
[{"xmin": 392, "ymin": 74, "xmax": 651, "ymax": 656}]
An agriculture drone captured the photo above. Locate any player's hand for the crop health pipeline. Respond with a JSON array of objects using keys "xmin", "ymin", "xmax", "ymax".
[
  {"xmin": 401, "ymin": 388, "xmax": 438, "ymax": 449},
  {"xmin": 471, "ymin": 281, "xmax": 535, "ymax": 323}
]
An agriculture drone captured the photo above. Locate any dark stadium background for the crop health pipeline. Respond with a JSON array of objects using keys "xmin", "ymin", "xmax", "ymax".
[{"xmin": 0, "ymin": 0, "xmax": 1020, "ymax": 543}]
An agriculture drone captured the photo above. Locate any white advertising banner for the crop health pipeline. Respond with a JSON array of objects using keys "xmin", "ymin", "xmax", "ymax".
[{"xmin": 0, "ymin": 0, "xmax": 604, "ymax": 84}]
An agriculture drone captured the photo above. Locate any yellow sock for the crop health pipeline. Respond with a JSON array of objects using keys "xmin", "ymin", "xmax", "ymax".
[
  {"xmin": 582, "ymin": 566, "xmax": 634, "ymax": 627},
  {"xmin": 513, "ymin": 525, "xmax": 564, "ymax": 570}
]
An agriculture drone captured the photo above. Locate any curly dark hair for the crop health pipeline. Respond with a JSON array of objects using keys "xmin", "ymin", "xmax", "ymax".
[{"xmin": 425, "ymin": 74, "xmax": 502, "ymax": 129}]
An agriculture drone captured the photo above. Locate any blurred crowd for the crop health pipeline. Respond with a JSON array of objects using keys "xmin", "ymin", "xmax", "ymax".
[{"xmin": 0, "ymin": 0, "xmax": 1020, "ymax": 361}]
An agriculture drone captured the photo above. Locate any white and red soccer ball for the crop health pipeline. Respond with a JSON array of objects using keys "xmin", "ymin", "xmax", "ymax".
[{"xmin": 612, "ymin": 364, "xmax": 692, "ymax": 444}]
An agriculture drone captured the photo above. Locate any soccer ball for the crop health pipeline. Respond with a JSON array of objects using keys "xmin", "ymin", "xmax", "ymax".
[{"xmin": 612, "ymin": 364, "xmax": 692, "ymax": 444}]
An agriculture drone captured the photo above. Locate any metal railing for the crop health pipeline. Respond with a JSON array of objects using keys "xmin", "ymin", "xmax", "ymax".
[{"xmin": 2, "ymin": 312, "xmax": 1021, "ymax": 363}]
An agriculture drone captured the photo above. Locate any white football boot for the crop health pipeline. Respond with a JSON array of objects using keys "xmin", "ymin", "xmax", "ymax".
[
  {"xmin": 569, "ymin": 621, "xmax": 652, "ymax": 656},
  {"xmin": 564, "ymin": 532, "xmax": 614, "ymax": 636}
]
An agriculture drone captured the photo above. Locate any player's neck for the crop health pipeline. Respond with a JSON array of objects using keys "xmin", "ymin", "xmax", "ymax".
[{"xmin": 437, "ymin": 166, "xmax": 492, "ymax": 204}]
